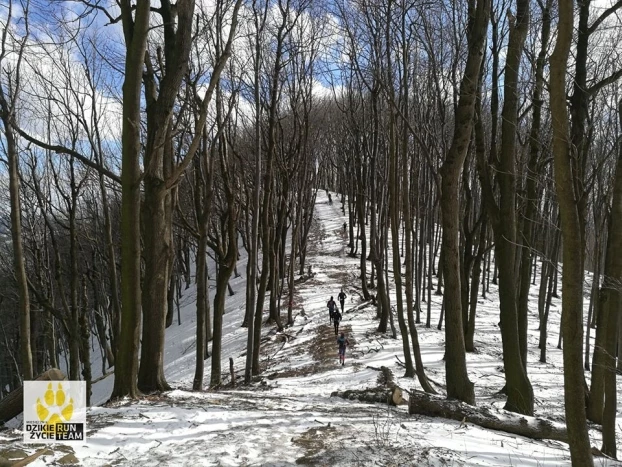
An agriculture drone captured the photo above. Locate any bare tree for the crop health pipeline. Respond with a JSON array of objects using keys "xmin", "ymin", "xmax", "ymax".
[
  {"xmin": 597, "ymin": 97, "xmax": 622, "ymax": 459},
  {"xmin": 478, "ymin": 0, "xmax": 533, "ymax": 415},
  {"xmin": 112, "ymin": 0, "xmax": 152, "ymax": 399},
  {"xmin": 549, "ymin": 0, "xmax": 593, "ymax": 463},
  {"xmin": 439, "ymin": 0, "xmax": 490, "ymax": 405},
  {"xmin": 0, "ymin": 0, "xmax": 33, "ymax": 381}
]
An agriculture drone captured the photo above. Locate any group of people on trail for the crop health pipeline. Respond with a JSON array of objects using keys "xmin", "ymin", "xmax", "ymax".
[
  {"xmin": 327, "ymin": 291, "xmax": 346, "ymax": 333},
  {"xmin": 327, "ymin": 290, "xmax": 350, "ymax": 365}
]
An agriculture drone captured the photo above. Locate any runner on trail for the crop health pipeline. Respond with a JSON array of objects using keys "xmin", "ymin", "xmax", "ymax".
[
  {"xmin": 338, "ymin": 289, "xmax": 346, "ymax": 313},
  {"xmin": 337, "ymin": 332, "xmax": 350, "ymax": 366},
  {"xmin": 327, "ymin": 296, "xmax": 337, "ymax": 323},
  {"xmin": 333, "ymin": 309, "xmax": 342, "ymax": 335}
]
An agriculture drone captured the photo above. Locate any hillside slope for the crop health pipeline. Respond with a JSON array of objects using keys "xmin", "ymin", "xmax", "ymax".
[{"xmin": 1, "ymin": 191, "xmax": 621, "ymax": 466}]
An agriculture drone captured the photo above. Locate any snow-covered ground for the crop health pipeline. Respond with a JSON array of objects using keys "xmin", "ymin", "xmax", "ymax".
[{"xmin": 1, "ymin": 191, "xmax": 621, "ymax": 466}]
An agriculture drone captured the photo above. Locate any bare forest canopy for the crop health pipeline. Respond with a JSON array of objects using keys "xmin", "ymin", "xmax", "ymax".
[{"xmin": 0, "ymin": 0, "xmax": 622, "ymax": 465}]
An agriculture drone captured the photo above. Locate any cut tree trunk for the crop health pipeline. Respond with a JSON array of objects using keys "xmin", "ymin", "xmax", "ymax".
[
  {"xmin": 331, "ymin": 387, "xmax": 568, "ymax": 443},
  {"xmin": 408, "ymin": 391, "xmax": 567, "ymax": 442},
  {"xmin": 0, "ymin": 368, "xmax": 66, "ymax": 424}
]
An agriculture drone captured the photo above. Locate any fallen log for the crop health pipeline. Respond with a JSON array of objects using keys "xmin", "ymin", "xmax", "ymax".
[
  {"xmin": 409, "ymin": 391, "xmax": 568, "ymax": 443},
  {"xmin": 0, "ymin": 368, "xmax": 66, "ymax": 424},
  {"xmin": 331, "ymin": 386, "xmax": 405, "ymax": 406},
  {"xmin": 331, "ymin": 388, "xmax": 391, "ymax": 404},
  {"xmin": 331, "ymin": 386, "xmax": 568, "ymax": 443}
]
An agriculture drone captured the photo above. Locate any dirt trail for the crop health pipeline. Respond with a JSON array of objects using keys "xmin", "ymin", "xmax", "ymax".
[
  {"xmin": 263, "ymin": 197, "xmax": 360, "ymax": 380},
  {"xmin": 310, "ymin": 323, "xmax": 355, "ymax": 367}
]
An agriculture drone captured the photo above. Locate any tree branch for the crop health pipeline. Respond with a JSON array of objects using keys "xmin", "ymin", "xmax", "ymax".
[
  {"xmin": 587, "ymin": 0, "xmax": 622, "ymax": 35},
  {"xmin": 587, "ymin": 68, "xmax": 622, "ymax": 97},
  {"xmin": 166, "ymin": 0, "xmax": 243, "ymax": 190},
  {"xmin": 10, "ymin": 123, "xmax": 121, "ymax": 184}
]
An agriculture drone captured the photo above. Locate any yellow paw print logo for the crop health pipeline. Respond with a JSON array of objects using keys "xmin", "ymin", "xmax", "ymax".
[{"xmin": 36, "ymin": 383, "xmax": 74, "ymax": 428}]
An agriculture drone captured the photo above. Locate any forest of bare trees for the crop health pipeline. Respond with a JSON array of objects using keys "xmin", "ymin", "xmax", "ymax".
[{"xmin": 1, "ymin": 0, "xmax": 621, "ymax": 464}]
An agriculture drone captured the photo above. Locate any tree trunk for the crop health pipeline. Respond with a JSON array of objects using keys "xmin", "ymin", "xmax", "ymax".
[
  {"xmin": 549, "ymin": 1, "xmax": 593, "ymax": 463},
  {"xmin": 245, "ymin": 8, "xmax": 263, "ymax": 382},
  {"xmin": 138, "ymin": 0, "xmax": 197, "ymax": 393},
  {"xmin": 598, "ymin": 99, "xmax": 622, "ymax": 458},
  {"xmin": 138, "ymin": 182, "xmax": 172, "ymax": 393},
  {"xmin": 356, "ymin": 179, "xmax": 371, "ymax": 301},
  {"xmin": 0, "ymin": 8, "xmax": 33, "ymax": 382},
  {"xmin": 210, "ymin": 195, "xmax": 238, "ymax": 387},
  {"xmin": 112, "ymin": 0, "xmax": 151, "ymax": 400},
  {"xmin": 385, "ymin": 43, "xmax": 414, "ymax": 375},
  {"xmin": 80, "ymin": 278, "xmax": 92, "ymax": 406},
  {"xmin": 166, "ymin": 271, "xmax": 175, "ymax": 329},
  {"xmin": 193, "ymin": 232, "xmax": 208, "ymax": 390},
  {"xmin": 3, "ymin": 115, "xmax": 33, "ymax": 382},
  {"xmin": 97, "ymin": 169, "xmax": 121, "ymax": 355},
  {"xmin": 540, "ymin": 226, "xmax": 559, "ymax": 363},
  {"xmin": 268, "ymin": 222, "xmax": 283, "ymax": 330},
  {"xmin": 287, "ymin": 208, "xmax": 301, "ymax": 327},
  {"xmin": 468, "ymin": 91, "xmax": 489, "ymax": 352},
  {"xmin": 485, "ymin": 0, "xmax": 533, "ymax": 416},
  {"xmin": 210, "ymin": 265, "xmax": 231, "ymax": 388},
  {"xmin": 252, "ymin": 199, "xmax": 272, "ymax": 375},
  {"xmin": 68, "ymin": 173, "xmax": 81, "ymax": 383},
  {"xmin": 438, "ymin": 0, "xmax": 489, "ymax": 405}
]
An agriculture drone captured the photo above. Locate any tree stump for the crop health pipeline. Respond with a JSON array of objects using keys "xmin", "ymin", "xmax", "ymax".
[{"xmin": 390, "ymin": 386, "xmax": 403, "ymax": 406}]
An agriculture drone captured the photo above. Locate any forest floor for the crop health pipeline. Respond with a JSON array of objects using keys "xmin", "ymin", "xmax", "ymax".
[{"xmin": 1, "ymin": 191, "xmax": 622, "ymax": 466}]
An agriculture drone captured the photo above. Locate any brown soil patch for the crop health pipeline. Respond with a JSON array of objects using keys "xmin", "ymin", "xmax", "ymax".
[{"xmin": 292, "ymin": 424, "xmax": 337, "ymax": 465}]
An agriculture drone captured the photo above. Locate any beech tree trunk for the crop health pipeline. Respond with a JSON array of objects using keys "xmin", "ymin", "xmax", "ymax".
[
  {"xmin": 210, "ymin": 127, "xmax": 238, "ymax": 387},
  {"xmin": 112, "ymin": 0, "xmax": 151, "ymax": 400},
  {"xmin": 597, "ymin": 99, "xmax": 622, "ymax": 459},
  {"xmin": 137, "ymin": 0, "xmax": 196, "ymax": 392},
  {"xmin": 1, "ymin": 111, "xmax": 33, "ymax": 382},
  {"xmin": 193, "ymin": 232, "xmax": 208, "ymax": 390},
  {"xmin": 438, "ymin": 0, "xmax": 489, "ymax": 405},
  {"xmin": 549, "ymin": 1, "xmax": 593, "ymax": 463},
  {"xmin": 493, "ymin": 0, "xmax": 533, "ymax": 416},
  {"xmin": 244, "ymin": 3, "xmax": 264, "ymax": 383},
  {"xmin": 0, "ymin": 14, "xmax": 33, "ymax": 381}
]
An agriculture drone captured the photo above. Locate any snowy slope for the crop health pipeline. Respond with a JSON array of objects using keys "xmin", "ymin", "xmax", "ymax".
[{"xmin": 1, "ymin": 191, "xmax": 621, "ymax": 466}]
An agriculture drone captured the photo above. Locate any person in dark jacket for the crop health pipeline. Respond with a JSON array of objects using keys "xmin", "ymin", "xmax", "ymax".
[
  {"xmin": 337, "ymin": 333, "xmax": 350, "ymax": 366},
  {"xmin": 327, "ymin": 296, "xmax": 336, "ymax": 323},
  {"xmin": 333, "ymin": 309, "xmax": 342, "ymax": 335},
  {"xmin": 338, "ymin": 289, "xmax": 346, "ymax": 313}
]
